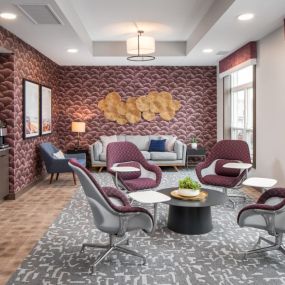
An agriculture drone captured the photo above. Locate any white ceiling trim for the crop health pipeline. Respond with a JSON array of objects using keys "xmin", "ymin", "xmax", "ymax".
[{"xmin": 93, "ymin": 41, "xmax": 186, "ymax": 57}]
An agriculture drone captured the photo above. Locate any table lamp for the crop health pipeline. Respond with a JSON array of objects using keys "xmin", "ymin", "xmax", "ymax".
[{"xmin": 71, "ymin": 122, "xmax": 86, "ymax": 149}]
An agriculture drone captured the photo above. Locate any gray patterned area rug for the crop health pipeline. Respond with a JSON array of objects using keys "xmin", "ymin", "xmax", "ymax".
[{"xmin": 7, "ymin": 169, "xmax": 285, "ymax": 285}]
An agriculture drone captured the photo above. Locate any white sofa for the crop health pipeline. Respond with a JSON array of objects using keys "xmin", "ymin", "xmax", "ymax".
[{"xmin": 89, "ymin": 135, "xmax": 187, "ymax": 171}]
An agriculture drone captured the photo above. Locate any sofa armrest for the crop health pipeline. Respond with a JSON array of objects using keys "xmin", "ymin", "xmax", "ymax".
[
  {"xmin": 174, "ymin": 140, "xmax": 187, "ymax": 161},
  {"xmin": 90, "ymin": 141, "xmax": 103, "ymax": 163}
]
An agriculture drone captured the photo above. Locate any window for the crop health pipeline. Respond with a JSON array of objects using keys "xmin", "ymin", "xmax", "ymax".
[{"xmin": 223, "ymin": 65, "xmax": 256, "ymax": 164}]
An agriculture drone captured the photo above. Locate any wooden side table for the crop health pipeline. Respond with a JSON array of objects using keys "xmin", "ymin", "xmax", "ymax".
[{"xmin": 186, "ymin": 147, "xmax": 206, "ymax": 167}]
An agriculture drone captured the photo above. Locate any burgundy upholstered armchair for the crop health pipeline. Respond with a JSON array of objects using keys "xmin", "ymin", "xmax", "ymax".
[
  {"xmin": 107, "ymin": 142, "xmax": 162, "ymax": 192},
  {"xmin": 195, "ymin": 140, "xmax": 251, "ymax": 206},
  {"xmin": 69, "ymin": 159, "xmax": 153, "ymax": 273},
  {"xmin": 238, "ymin": 188, "xmax": 285, "ymax": 258}
]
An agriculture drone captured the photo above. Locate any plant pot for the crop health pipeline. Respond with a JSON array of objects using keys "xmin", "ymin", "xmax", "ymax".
[
  {"xmin": 191, "ymin": 143, "xmax": 198, "ymax": 149},
  {"xmin": 178, "ymin": 188, "xmax": 200, "ymax": 197}
]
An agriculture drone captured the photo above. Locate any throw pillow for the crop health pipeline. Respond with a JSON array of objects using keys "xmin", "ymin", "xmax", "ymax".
[
  {"xmin": 160, "ymin": 135, "xmax": 177, "ymax": 151},
  {"xmin": 53, "ymin": 150, "xmax": 65, "ymax": 159},
  {"xmin": 215, "ymin": 159, "xmax": 240, "ymax": 177},
  {"xmin": 148, "ymin": 139, "xmax": 166, "ymax": 152},
  {"xmin": 100, "ymin": 135, "xmax": 117, "ymax": 153}
]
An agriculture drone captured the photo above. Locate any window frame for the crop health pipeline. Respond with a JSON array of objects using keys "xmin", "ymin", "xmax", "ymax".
[{"xmin": 223, "ymin": 65, "xmax": 256, "ymax": 167}]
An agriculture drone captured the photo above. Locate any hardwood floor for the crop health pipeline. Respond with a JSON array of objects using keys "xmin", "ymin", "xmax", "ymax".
[
  {"xmin": 0, "ymin": 171, "xmax": 260, "ymax": 285},
  {"xmin": 0, "ymin": 174, "xmax": 77, "ymax": 285}
]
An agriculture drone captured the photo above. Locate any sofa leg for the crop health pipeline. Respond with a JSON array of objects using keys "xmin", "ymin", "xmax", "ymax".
[
  {"xmin": 173, "ymin": 166, "xmax": 179, "ymax": 172},
  {"xmin": 49, "ymin": 173, "xmax": 54, "ymax": 184},
  {"xmin": 56, "ymin": 173, "xmax": 59, "ymax": 181},
  {"xmin": 72, "ymin": 172, "xmax": 76, "ymax": 185},
  {"xmin": 99, "ymin": 167, "xmax": 104, "ymax": 172}
]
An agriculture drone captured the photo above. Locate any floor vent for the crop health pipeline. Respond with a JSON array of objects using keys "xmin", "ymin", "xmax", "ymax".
[{"xmin": 16, "ymin": 4, "xmax": 63, "ymax": 25}]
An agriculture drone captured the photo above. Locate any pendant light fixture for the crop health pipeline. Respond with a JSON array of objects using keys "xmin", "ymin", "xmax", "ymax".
[{"xmin": 127, "ymin": 30, "xmax": 155, "ymax": 61}]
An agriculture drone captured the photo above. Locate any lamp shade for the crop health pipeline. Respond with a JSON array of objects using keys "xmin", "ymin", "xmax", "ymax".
[
  {"xmin": 71, "ymin": 122, "xmax": 86, "ymax": 133},
  {"xmin": 127, "ymin": 35, "xmax": 155, "ymax": 55}
]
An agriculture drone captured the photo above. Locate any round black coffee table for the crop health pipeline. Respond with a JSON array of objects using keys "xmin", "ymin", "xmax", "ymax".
[{"xmin": 158, "ymin": 188, "xmax": 226, "ymax": 235}]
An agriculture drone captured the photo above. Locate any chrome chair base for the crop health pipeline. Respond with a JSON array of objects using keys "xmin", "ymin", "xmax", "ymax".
[
  {"xmin": 244, "ymin": 233, "xmax": 285, "ymax": 259},
  {"xmin": 223, "ymin": 188, "xmax": 246, "ymax": 208},
  {"xmin": 80, "ymin": 235, "xmax": 146, "ymax": 274}
]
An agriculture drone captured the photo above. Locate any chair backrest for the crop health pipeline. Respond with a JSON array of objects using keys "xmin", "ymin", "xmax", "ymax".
[
  {"xmin": 68, "ymin": 159, "xmax": 122, "ymax": 234},
  {"xmin": 39, "ymin": 142, "xmax": 58, "ymax": 156},
  {"xmin": 106, "ymin": 141, "xmax": 147, "ymax": 171},
  {"xmin": 207, "ymin": 140, "xmax": 251, "ymax": 163},
  {"xmin": 39, "ymin": 142, "xmax": 59, "ymax": 172}
]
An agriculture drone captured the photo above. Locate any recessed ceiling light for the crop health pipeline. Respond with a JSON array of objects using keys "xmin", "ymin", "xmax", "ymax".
[
  {"xmin": 67, "ymin": 48, "xmax": 78, "ymax": 53},
  {"xmin": 0, "ymin": 12, "xmax": 17, "ymax": 20},
  {"xmin": 202, "ymin": 48, "xmax": 213, "ymax": 53},
  {"xmin": 238, "ymin": 13, "xmax": 254, "ymax": 21}
]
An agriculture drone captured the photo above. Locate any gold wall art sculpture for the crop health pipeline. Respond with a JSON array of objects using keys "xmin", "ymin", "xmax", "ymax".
[{"xmin": 98, "ymin": 91, "xmax": 181, "ymax": 125}]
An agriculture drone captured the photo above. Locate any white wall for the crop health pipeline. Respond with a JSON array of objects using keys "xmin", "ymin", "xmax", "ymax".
[{"xmin": 217, "ymin": 26, "xmax": 285, "ymax": 186}]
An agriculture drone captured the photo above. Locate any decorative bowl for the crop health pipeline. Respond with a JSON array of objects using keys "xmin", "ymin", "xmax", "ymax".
[{"xmin": 178, "ymin": 188, "xmax": 200, "ymax": 197}]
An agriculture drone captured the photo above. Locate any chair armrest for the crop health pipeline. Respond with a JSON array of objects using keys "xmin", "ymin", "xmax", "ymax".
[
  {"xmin": 50, "ymin": 158, "xmax": 71, "ymax": 173},
  {"xmin": 90, "ymin": 141, "xmax": 103, "ymax": 163},
  {"xmin": 257, "ymin": 188, "xmax": 285, "ymax": 204},
  {"xmin": 174, "ymin": 140, "xmax": 187, "ymax": 160},
  {"xmin": 195, "ymin": 161, "xmax": 209, "ymax": 183},
  {"xmin": 141, "ymin": 163, "xmax": 162, "ymax": 185},
  {"xmin": 102, "ymin": 186, "xmax": 130, "ymax": 206}
]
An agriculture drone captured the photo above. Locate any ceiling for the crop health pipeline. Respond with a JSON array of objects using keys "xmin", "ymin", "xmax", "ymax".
[{"xmin": 0, "ymin": 0, "xmax": 284, "ymax": 66}]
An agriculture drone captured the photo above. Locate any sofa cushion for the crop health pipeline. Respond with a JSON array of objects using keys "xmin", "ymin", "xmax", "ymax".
[
  {"xmin": 99, "ymin": 152, "xmax": 107, "ymax": 161},
  {"xmin": 141, "ymin": 151, "xmax": 151, "ymax": 160},
  {"xmin": 53, "ymin": 150, "xmax": 65, "ymax": 159},
  {"xmin": 117, "ymin": 135, "xmax": 126, "ymax": 142},
  {"xmin": 100, "ymin": 135, "xmax": 117, "ymax": 152},
  {"xmin": 149, "ymin": 135, "xmax": 160, "ymax": 141},
  {"xmin": 149, "ymin": 139, "xmax": 166, "ymax": 152},
  {"xmin": 125, "ymin": 135, "xmax": 149, "ymax": 150},
  {"xmin": 160, "ymin": 135, "xmax": 177, "ymax": 151},
  {"xmin": 150, "ymin": 151, "xmax": 177, "ymax": 161}
]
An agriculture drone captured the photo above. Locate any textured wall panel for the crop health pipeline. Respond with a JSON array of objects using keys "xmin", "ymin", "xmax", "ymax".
[
  {"xmin": 0, "ymin": 25, "xmax": 217, "ymax": 195},
  {"xmin": 58, "ymin": 66, "xmax": 217, "ymax": 152},
  {"xmin": 0, "ymin": 27, "xmax": 60, "ymax": 193},
  {"xmin": 0, "ymin": 54, "xmax": 15, "ymax": 191}
]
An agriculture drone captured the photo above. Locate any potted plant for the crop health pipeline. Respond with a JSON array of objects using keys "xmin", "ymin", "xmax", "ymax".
[
  {"xmin": 191, "ymin": 137, "xmax": 198, "ymax": 149},
  {"xmin": 178, "ymin": 176, "xmax": 201, "ymax": 197}
]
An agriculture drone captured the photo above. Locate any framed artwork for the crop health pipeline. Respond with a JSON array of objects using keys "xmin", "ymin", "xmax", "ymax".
[
  {"xmin": 23, "ymin": 79, "xmax": 40, "ymax": 139},
  {"xmin": 40, "ymin": 85, "xmax": 52, "ymax": 135}
]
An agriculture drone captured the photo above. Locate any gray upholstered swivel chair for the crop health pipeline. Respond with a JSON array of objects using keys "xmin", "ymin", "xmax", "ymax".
[
  {"xmin": 40, "ymin": 142, "xmax": 86, "ymax": 184},
  {"xmin": 68, "ymin": 159, "xmax": 154, "ymax": 274},
  {"xmin": 238, "ymin": 188, "xmax": 285, "ymax": 258}
]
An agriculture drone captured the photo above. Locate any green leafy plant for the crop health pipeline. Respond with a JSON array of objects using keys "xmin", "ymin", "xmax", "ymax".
[
  {"xmin": 178, "ymin": 176, "xmax": 201, "ymax": 190},
  {"xmin": 191, "ymin": 137, "xmax": 197, "ymax": 143}
]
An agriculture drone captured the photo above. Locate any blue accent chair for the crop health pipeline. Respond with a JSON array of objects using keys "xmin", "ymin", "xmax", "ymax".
[{"xmin": 39, "ymin": 142, "xmax": 86, "ymax": 184}]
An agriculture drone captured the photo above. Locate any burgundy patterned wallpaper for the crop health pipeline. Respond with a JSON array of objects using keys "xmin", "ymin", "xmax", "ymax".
[
  {"xmin": 0, "ymin": 26, "xmax": 217, "ymax": 196},
  {"xmin": 57, "ymin": 66, "xmax": 217, "ymax": 152},
  {"xmin": 219, "ymin": 41, "xmax": 257, "ymax": 74},
  {"xmin": 0, "ymin": 54, "xmax": 15, "ymax": 191},
  {"xmin": 0, "ymin": 27, "xmax": 60, "ymax": 194}
]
